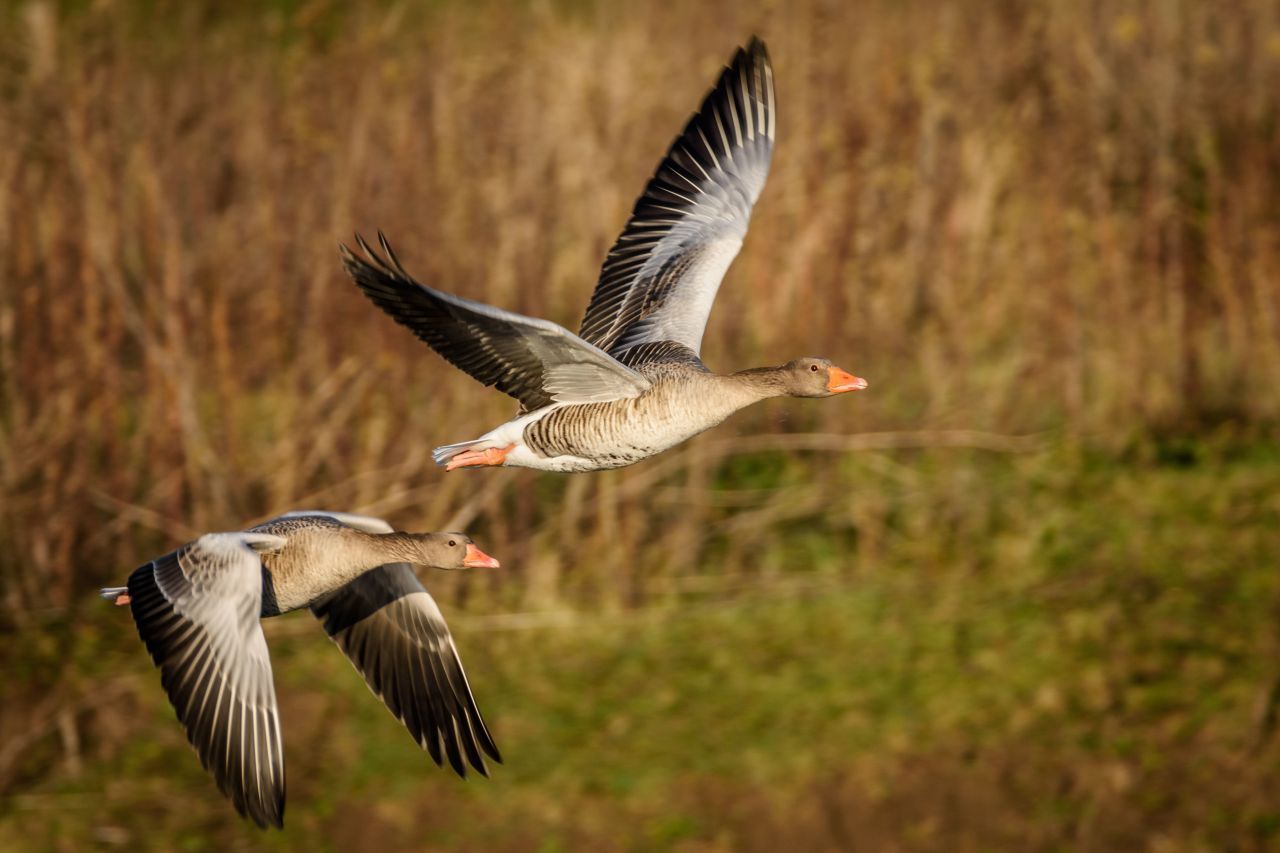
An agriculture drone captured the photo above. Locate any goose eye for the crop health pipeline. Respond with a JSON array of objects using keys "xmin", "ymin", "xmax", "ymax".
[
  {"xmin": 448, "ymin": 539, "xmax": 456, "ymax": 547},
  {"xmin": 810, "ymin": 364, "xmax": 819, "ymax": 372}
]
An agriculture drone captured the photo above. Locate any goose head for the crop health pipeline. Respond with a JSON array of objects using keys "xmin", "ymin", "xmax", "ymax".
[
  {"xmin": 779, "ymin": 357, "xmax": 868, "ymax": 398},
  {"xmin": 410, "ymin": 533, "xmax": 501, "ymax": 570}
]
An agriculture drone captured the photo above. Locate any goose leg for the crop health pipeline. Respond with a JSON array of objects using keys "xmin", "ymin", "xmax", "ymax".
[{"xmin": 444, "ymin": 444, "xmax": 515, "ymax": 471}]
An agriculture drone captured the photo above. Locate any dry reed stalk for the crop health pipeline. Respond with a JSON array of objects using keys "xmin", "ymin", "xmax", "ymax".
[{"xmin": 0, "ymin": 0, "xmax": 1277, "ymax": 617}]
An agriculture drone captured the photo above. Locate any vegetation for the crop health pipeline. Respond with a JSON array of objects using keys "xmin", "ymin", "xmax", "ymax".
[{"xmin": 2, "ymin": 0, "xmax": 1279, "ymax": 849}]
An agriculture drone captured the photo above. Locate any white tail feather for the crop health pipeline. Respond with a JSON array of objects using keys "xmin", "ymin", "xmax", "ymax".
[
  {"xmin": 99, "ymin": 586, "xmax": 127, "ymax": 602},
  {"xmin": 433, "ymin": 439, "xmax": 487, "ymax": 467}
]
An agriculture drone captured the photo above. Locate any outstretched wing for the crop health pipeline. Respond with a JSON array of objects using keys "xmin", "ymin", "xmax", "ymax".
[
  {"xmin": 578, "ymin": 38, "xmax": 775, "ymax": 362},
  {"xmin": 310, "ymin": 563, "xmax": 501, "ymax": 777},
  {"xmin": 342, "ymin": 233, "xmax": 651, "ymax": 412},
  {"xmin": 126, "ymin": 532, "xmax": 288, "ymax": 829},
  {"xmin": 257, "ymin": 510, "xmax": 501, "ymax": 775}
]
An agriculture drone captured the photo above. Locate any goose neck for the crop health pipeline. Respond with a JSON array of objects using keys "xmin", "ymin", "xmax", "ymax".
[{"xmin": 726, "ymin": 366, "xmax": 791, "ymax": 401}]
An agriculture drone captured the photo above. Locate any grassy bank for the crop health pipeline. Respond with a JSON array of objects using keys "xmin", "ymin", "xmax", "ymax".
[{"xmin": 5, "ymin": 441, "xmax": 1280, "ymax": 849}]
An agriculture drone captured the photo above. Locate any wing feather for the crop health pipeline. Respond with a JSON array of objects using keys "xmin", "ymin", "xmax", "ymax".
[
  {"xmin": 311, "ymin": 563, "xmax": 500, "ymax": 777},
  {"xmin": 342, "ymin": 234, "xmax": 650, "ymax": 411},
  {"xmin": 578, "ymin": 38, "xmax": 775, "ymax": 363},
  {"xmin": 126, "ymin": 532, "xmax": 287, "ymax": 829}
]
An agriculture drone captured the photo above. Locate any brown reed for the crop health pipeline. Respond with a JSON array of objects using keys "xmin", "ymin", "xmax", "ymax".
[{"xmin": 1, "ymin": 0, "xmax": 1278, "ymax": 620}]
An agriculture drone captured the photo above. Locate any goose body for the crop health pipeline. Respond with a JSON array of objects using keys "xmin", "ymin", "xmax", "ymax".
[
  {"xmin": 343, "ymin": 38, "xmax": 866, "ymax": 474},
  {"xmin": 448, "ymin": 365, "xmax": 785, "ymax": 472},
  {"xmin": 101, "ymin": 511, "xmax": 502, "ymax": 829}
]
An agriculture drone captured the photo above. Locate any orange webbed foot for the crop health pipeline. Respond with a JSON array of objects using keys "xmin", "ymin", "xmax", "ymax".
[{"xmin": 445, "ymin": 444, "xmax": 515, "ymax": 471}]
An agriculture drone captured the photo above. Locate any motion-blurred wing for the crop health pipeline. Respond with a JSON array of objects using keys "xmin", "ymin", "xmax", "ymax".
[
  {"xmin": 310, "ymin": 563, "xmax": 501, "ymax": 777},
  {"xmin": 126, "ymin": 532, "xmax": 288, "ymax": 829},
  {"xmin": 265, "ymin": 510, "xmax": 395, "ymax": 535},
  {"xmin": 578, "ymin": 38, "xmax": 775, "ymax": 363},
  {"xmin": 342, "ymin": 233, "xmax": 651, "ymax": 412}
]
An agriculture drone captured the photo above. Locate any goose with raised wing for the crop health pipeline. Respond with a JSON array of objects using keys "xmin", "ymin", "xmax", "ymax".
[
  {"xmin": 342, "ymin": 38, "xmax": 866, "ymax": 474},
  {"xmin": 100, "ymin": 511, "xmax": 502, "ymax": 829}
]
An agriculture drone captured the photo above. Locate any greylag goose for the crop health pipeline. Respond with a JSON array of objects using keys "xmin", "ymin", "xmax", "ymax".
[
  {"xmin": 99, "ymin": 511, "xmax": 502, "ymax": 829},
  {"xmin": 341, "ymin": 38, "xmax": 866, "ymax": 474}
]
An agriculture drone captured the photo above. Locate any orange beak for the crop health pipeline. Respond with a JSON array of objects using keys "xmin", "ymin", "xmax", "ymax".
[
  {"xmin": 463, "ymin": 543, "xmax": 501, "ymax": 568},
  {"xmin": 826, "ymin": 366, "xmax": 868, "ymax": 393}
]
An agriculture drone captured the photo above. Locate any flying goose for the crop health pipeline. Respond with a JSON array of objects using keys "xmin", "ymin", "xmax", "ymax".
[
  {"xmin": 100, "ymin": 511, "xmax": 502, "ymax": 829},
  {"xmin": 342, "ymin": 38, "xmax": 866, "ymax": 474}
]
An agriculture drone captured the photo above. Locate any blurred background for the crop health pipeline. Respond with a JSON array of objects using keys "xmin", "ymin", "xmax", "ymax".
[{"xmin": 3, "ymin": 0, "xmax": 1280, "ymax": 849}]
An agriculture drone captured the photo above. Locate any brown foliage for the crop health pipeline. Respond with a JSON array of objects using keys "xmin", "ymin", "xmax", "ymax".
[{"xmin": 4, "ymin": 0, "xmax": 1279, "ymax": 615}]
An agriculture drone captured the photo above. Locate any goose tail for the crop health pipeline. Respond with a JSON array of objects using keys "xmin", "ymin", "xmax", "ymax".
[
  {"xmin": 99, "ymin": 586, "xmax": 130, "ymax": 605},
  {"xmin": 432, "ymin": 439, "xmax": 487, "ymax": 467}
]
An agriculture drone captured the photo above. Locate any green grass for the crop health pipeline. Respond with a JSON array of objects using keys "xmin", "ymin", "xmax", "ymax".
[{"xmin": 5, "ymin": 441, "xmax": 1280, "ymax": 849}]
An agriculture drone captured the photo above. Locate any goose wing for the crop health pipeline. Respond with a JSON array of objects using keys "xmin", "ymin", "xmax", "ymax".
[
  {"xmin": 342, "ymin": 234, "xmax": 651, "ymax": 412},
  {"xmin": 125, "ymin": 532, "xmax": 288, "ymax": 828},
  {"xmin": 260, "ymin": 509, "xmax": 396, "ymax": 535},
  {"xmin": 310, "ymin": 562, "xmax": 501, "ymax": 777},
  {"xmin": 577, "ymin": 38, "xmax": 775, "ymax": 363}
]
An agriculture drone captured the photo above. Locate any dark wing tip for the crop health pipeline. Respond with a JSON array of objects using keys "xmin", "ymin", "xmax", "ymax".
[
  {"xmin": 729, "ymin": 37, "xmax": 770, "ymax": 79},
  {"xmin": 316, "ymin": 578, "xmax": 503, "ymax": 783},
  {"xmin": 339, "ymin": 230, "xmax": 414, "ymax": 281},
  {"xmin": 256, "ymin": 783, "xmax": 285, "ymax": 829},
  {"xmin": 340, "ymin": 231, "xmax": 403, "ymax": 281},
  {"xmin": 244, "ymin": 793, "xmax": 285, "ymax": 830},
  {"xmin": 376, "ymin": 230, "xmax": 413, "ymax": 279},
  {"xmin": 339, "ymin": 232, "xmax": 427, "ymax": 319}
]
